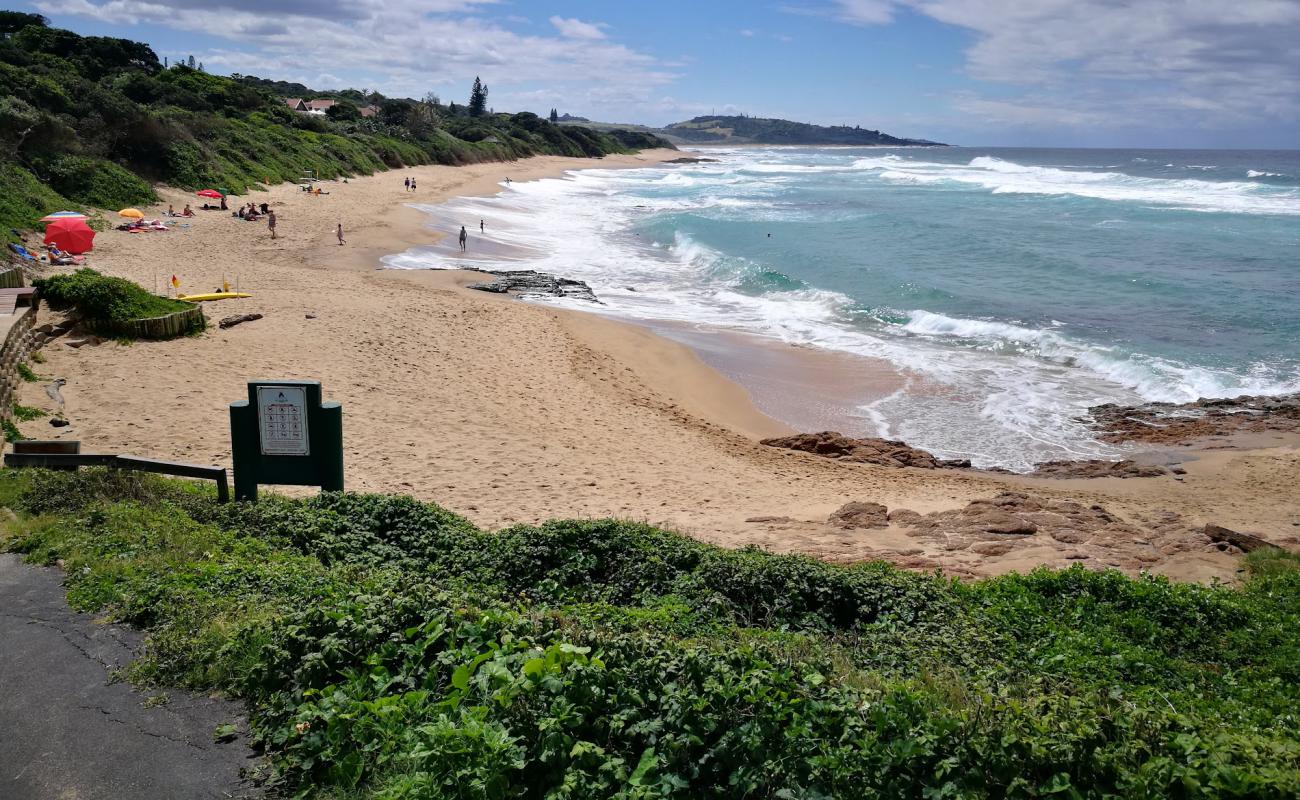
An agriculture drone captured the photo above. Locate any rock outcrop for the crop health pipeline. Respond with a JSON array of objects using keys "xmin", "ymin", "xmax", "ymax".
[
  {"xmin": 1088, "ymin": 393, "xmax": 1300, "ymax": 444},
  {"xmin": 1203, "ymin": 524, "xmax": 1280, "ymax": 553},
  {"xmin": 827, "ymin": 501, "xmax": 889, "ymax": 529},
  {"xmin": 1029, "ymin": 459, "xmax": 1174, "ymax": 479},
  {"xmin": 761, "ymin": 431, "xmax": 971, "ymax": 469},
  {"xmin": 465, "ymin": 269, "xmax": 599, "ymax": 302}
]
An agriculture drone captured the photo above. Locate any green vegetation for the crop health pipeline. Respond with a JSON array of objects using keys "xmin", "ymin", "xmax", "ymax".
[
  {"xmin": 33, "ymin": 268, "xmax": 194, "ymax": 330},
  {"xmin": 2, "ymin": 467, "xmax": 1297, "ymax": 798},
  {"xmin": 15, "ymin": 362, "xmax": 41, "ymax": 382},
  {"xmin": 1, "ymin": 418, "xmax": 25, "ymax": 441},
  {"xmin": 11, "ymin": 403, "xmax": 46, "ymax": 421},
  {"xmin": 0, "ymin": 15, "xmax": 671, "ymax": 236},
  {"xmin": 661, "ymin": 115, "xmax": 944, "ymax": 146}
]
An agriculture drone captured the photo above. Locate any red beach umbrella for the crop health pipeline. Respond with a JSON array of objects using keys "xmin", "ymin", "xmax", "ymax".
[
  {"xmin": 43, "ymin": 218, "xmax": 96, "ymax": 254},
  {"xmin": 196, "ymin": 189, "xmax": 224, "ymax": 199}
]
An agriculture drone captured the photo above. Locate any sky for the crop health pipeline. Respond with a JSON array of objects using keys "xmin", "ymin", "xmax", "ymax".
[{"xmin": 14, "ymin": 0, "xmax": 1300, "ymax": 148}]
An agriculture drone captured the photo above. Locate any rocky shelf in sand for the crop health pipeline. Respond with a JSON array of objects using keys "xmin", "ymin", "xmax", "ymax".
[
  {"xmin": 765, "ymin": 431, "xmax": 1194, "ymax": 480},
  {"xmin": 465, "ymin": 269, "xmax": 599, "ymax": 302},
  {"xmin": 760, "ymin": 431, "xmax": 972, "ymax": 469},
  {"xmin": 1087, "ymin": 393, "xmax": 1300, "ymax": 445},
  {"xmin": 1027, "ymin": 459, "xmax": 1184, "ymax": 479}
]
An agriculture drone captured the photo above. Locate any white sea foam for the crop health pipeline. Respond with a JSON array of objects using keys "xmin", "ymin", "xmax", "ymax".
[
  {"xmin": 851, "ymin": 155, "xmax": 1300, "ymax": 215},
  {"xmin": 1248, "ymin": 170, "xmax": 1285, "ymax": 178}
]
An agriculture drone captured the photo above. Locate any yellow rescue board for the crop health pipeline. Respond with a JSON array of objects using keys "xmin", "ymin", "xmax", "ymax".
[{"xmin": 177, "ymin": 292, "xmax": 253, "ymax": 302}]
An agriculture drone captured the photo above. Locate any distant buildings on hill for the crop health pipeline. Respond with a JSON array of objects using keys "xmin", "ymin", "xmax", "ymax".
[{"xmin": 284, "ymin": 98, "xmax": 380, "ymax": 118}]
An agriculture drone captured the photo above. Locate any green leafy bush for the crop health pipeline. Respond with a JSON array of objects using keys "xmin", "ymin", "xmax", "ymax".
[
  {"xmin": 33, "ymin": 268, "xmax": 193, "ymax": 325},
  {"xmin": 5, "ymin": 468, "xmax": 1295, "ymax": 798}
]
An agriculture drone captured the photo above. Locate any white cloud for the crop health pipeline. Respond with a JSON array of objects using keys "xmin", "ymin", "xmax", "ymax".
[
  {"xmin": 36, "ymin": 1, "xmax": 672, "ymax": 120},
  {"xmin": 811, "ymin": 0, "xmax": 1300, "ymax": 130},
  {"xmin": 548, "ymin": 15, "xmax": 607, "ymax": 40},
  {"xmin": 739, "ymin": 28, "xmax": 755, "ymax": 37}
]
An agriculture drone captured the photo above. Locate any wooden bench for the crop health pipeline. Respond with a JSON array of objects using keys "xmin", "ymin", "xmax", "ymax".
[{"xmin": 5, "ymin": 442, "xmax": 229, "ymax": 503}]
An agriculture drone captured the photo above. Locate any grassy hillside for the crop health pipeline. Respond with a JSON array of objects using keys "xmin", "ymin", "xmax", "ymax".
[
  {"xmin": 0, "ymin": 13, "xmax": 670, "ymax": 240},
  {"xmin": 2, "ymin": 467, "xmax": 1297, "ymax": 798},
  {"xmin": 663, "ymin": 115, "xmax": 944, "ymax": 146}
]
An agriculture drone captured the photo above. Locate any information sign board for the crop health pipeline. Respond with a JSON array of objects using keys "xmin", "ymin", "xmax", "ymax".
[{"xmin": 257, "ymin": 385, "xmax": 310, "ymax": 456}]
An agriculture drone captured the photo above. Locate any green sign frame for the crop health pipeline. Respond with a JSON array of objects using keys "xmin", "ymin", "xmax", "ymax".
[{"xmin": 229, "ymin": 380, "xmax": 343, "ymax": 501}]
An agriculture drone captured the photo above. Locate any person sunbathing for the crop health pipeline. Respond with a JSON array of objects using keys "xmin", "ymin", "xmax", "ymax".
[
  {"xmin": 167, "ymin": 205, "xmax": 176, "ymax": 216},
  {"xmin": 182, "ymin": 205, "xmax": 195, "ymax": 217}
]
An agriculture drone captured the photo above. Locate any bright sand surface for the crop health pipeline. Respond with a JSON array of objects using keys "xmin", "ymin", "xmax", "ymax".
[{"xmin": 17, "ymin": 150, "xmax": 1300, "ymax": 582}]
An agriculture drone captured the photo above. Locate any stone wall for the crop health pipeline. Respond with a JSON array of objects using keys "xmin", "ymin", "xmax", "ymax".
[{"xmin": 0, "ymin": 304, "xmax": 41, "ymax": 424}]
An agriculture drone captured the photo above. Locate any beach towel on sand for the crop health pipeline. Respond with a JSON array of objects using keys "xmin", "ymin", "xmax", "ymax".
[{"xmin": 7, "ymin": 243, "xmax": 35, "ymax": 261}]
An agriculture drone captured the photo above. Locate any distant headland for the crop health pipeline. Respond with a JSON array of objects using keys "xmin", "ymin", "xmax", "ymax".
[{"xmin": 562, "ymin": 114, "xmax": 946, "ymax": 147}]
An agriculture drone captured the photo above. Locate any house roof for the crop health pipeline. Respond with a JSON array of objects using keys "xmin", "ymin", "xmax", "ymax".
[
  {"xmin": 359, "ymin": 105, "xmax": 380, "ymax": 118},
  {"xmin": 284, "ymin": 98, "xmax": 306, "ymax": 110},
  {"xmin": 306, "ymin": 99, "xmax": 336, "ymax": 110}
]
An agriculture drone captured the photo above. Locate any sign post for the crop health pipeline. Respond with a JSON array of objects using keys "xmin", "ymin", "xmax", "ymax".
[{"xmin": 229, "ymin": 380, "xmax": 342, "ymax": 501}]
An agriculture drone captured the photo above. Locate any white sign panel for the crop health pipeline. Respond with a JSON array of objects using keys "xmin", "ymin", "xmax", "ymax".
[{"xmin": 257, "ymin": 385, "xmax": 310, "ymax": 456}]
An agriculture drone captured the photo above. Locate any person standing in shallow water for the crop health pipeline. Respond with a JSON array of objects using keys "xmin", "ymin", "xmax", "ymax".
[
  {"xmin": 480, "ymin": 219, "xmax": 485, "ymax": 233},
  {"xmin": 458, "ymin": 226, "xmax": 467, "ymax": 251}
]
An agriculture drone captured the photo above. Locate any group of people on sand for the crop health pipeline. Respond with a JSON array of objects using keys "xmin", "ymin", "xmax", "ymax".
[
  {"xmin": 236, "ymin": 202, "xmax": 270, "ymax": 221},
  {"xmin": 166, "ymin": 204, "xmax": 196, "ymax": 217},
  {"xmin": 403, "ymin": 176, "xmax": 418, "ymax": 192}
]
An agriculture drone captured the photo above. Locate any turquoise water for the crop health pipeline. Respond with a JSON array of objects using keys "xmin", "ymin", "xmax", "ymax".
[{"xmin": 387, "ymin": 147, "xmax": 1300, "ymax": 470}]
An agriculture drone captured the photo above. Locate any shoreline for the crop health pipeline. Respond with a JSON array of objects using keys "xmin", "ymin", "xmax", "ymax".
[{"xmin": 14, "ymin": 150, "xmax": 1298, "ymax": 584}]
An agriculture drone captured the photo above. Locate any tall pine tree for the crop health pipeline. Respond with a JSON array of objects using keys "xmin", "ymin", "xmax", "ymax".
[
  {"xmin": 549, "ymin": 108, "xmax": 558, "ymax": 123},
  {"xmin": 468, "ymin": 76, "xmax": 488, "ymax": 117}
]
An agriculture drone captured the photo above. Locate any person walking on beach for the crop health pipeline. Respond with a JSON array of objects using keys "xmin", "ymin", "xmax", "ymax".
[
  {"xmin": 411, "ymin": 177, "xmax": 417, "ymax": 192},
  {"xmin": 337, "ymin": 222, "xmax": 345, "ymax": 246},
  {"xmin": 404, "ymin": 176, "xmax": 410, "ymax": 191},
  {"xmin": 480, "ymin": 219, "xmax": 485, "ymax": 233},
  {"xmin": 267, "ymin": 209, "xmax": 277, "ymax": 240},
  {"xmin": 458, "ymin": 225, "xmax": 467, "ymax": 251}
]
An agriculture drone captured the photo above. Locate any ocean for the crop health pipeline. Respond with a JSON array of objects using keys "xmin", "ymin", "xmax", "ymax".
[{"xmin": 384, "ymin": 146, "xmax": 1300, "ymax": 471}]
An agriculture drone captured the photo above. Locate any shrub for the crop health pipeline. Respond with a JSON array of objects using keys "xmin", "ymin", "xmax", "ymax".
[
  {"xmin": 33, "ymin": 268, "xmax": 193, "ymax": 325},
  {"xmin": 8, "ymin": 472, "xmax": 1294, "ymax": 797}
]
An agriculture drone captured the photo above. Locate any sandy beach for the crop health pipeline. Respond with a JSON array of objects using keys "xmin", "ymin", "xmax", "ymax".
[{"xmin": 14, "ymin": 150, "xmax": 1300, "ymax": 583}]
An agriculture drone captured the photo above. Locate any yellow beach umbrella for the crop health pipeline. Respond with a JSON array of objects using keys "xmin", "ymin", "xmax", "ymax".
[{"xmin": 118, "ymin": 208, "xmax": 145, "ymax": 219}]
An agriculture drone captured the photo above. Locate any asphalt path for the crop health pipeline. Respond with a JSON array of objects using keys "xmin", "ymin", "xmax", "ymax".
[{"xmin": 0, "ymin": 554, "xmax": 257, "ymax": 799}]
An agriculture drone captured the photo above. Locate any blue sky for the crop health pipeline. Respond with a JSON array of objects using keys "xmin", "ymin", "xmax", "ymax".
[{"xmin": 16, "ymin": 0, "xmax": 1300, "ymax": 148}]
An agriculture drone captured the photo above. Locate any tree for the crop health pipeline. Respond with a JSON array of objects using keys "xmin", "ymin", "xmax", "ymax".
[
  {"xmin": 197, "ymin": 61, "xmax": 204, "ymax": 72},
  {"xmin": 187, "ymin": 54, "xmax": 195, "ymax": 69},
  {"xmin": 0, "ymin": 10, "xmax": 48, "ymax": 36},
  {"xmin": 549, "ymin": 108, "xmax": 558, "ymax": 123},
  {"xmin": 325, "ymin": 100, "xmax": 361, "ymax": 121},
  {"xmin": 468, "ymin": 76, "xmax": 488, "ymax": 117}
]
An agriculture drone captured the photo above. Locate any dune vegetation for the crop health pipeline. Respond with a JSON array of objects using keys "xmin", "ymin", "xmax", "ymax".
[
  {"xmin": 0, "ymin": 11, "xmax": 670, "ymax": 240},
  {"xmin": 1, "ymin": 468, "xmax": 1297, "ymax": 798}
]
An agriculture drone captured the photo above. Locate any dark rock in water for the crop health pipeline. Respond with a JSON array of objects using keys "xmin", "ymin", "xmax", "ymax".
[
  {"xmin": 219, "ymin": 313, "xmax": 263, "ymax": 329},
  {"xmin": 761, "ymin": 431, "xmax": 969, "ymax": 469},
  {"xmin": 49, "ymin": 417, "xmax": 70, "ymax": 428},
  {"xmin": 1030, "ymin": 459, "xmax": 1169, "ymax": 479},
  {"xmin": 465, "ymin": 269, "xmax": 599, "ymax": 302},
  {"xmin": 1203, "ymin": 524, "xmax": 1279, "ymax": 553},
  {"xmin": 828, "ymin": 501, "xmax": 889, "ymax": 529},
  {"xmin": 662, "ymin": 157, "xmax": 720, "ymax": 164},
  {"xmin": 1087, "ymin": 392, "xmax": 1300, "ymax": 444}
]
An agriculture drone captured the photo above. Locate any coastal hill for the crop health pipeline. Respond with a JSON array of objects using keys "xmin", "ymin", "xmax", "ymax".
[
  {"xmin": 663, "ymin": 115, "xmax": 946, "ymax": 146},
  {"xmin": 0, "ymin": 12, "xmax": 671, "ymax": 238},
  {"xmin": 564, "ymin": 114, "xmax": 945, "ymax": 147}
]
